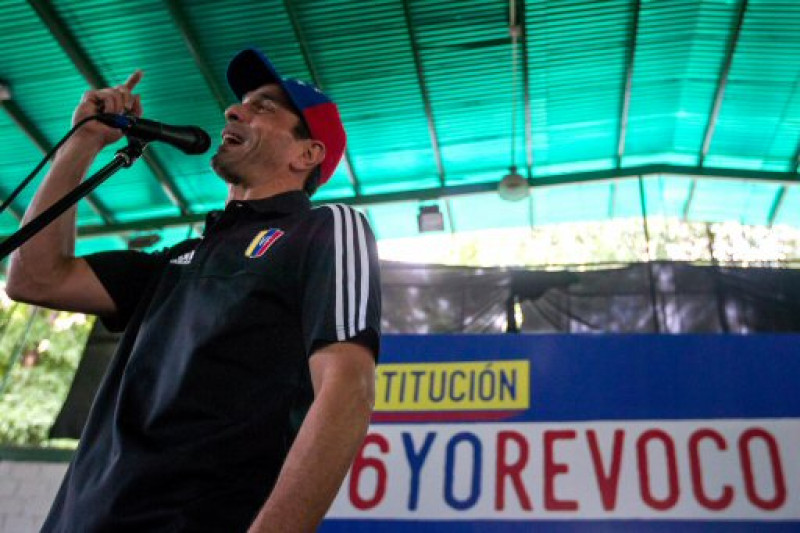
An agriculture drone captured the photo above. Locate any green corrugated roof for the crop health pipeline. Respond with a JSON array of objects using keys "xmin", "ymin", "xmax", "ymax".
[{"xmin": 0, "ymin": 0, "xmax": 798, "ymax": 252}]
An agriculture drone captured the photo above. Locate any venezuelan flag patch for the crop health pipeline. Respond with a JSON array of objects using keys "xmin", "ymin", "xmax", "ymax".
[{"xmin": 245, "ymin": 228, "xmax": 285, "ymax": 258}]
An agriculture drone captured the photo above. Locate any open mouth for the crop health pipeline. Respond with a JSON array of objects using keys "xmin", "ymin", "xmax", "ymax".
[{"xmin": 221, "ymin": 131, "xmax": 245, "ymax": 146}]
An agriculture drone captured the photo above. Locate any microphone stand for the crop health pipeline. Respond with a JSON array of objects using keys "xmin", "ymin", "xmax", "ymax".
[{"xmin": 0, "ymin": 137, "xmax": 148, "ymax": 261}]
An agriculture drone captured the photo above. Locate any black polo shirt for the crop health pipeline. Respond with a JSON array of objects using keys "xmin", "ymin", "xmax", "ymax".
[{"xmin": 42, "ymin": 191, "xmax": 381, "ymax": 533}]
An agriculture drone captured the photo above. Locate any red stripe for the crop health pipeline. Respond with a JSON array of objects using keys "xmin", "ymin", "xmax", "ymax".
[
  {"xmin": 370, "ymin": 410, "xmax": 522, "ymax": 424},
  {"xmin": 253, "ymin": 230, "xmax": 284, "ymax": 257}
]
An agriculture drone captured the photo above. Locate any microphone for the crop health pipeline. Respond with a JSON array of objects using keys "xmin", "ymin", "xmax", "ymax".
[{"xmin": 95, "ymin": 114, "xmax": 211, "ymax": 155}]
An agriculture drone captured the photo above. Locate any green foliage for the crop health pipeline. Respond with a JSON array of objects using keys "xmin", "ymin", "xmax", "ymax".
[
  {"xmin": 0, "ymin": 291, "xmax": 92, "ymax": 447},
  {"xmin": 378, "ymin": 218, "xmax": 800, "ymax": 269}
]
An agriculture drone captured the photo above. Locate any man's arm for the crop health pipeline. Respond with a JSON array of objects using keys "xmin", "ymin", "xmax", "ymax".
[
  {"xmin": 248, "ymin": 341, "xmax": 375, "ymax": 533},
  {"xmin": 6, "ymin": 71, "xmax": 143, "ymax": 315}
]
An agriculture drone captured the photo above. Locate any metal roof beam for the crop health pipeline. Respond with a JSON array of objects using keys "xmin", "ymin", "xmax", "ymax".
[
  {"xmin": 794, "ymin": 137, "xmax": 800, "ymax": 174},
  {"xmin": 766, "ymin": 186, "xmax": 786, "ymax": 227},
  {"xmin": 765, "ymin": 129, "xmax": 800, "ymax": 226},
  {"xmin": 27, "ymin": 0, "xmax": 192, "ymax": 216},
  {"xmin": 765, "ymin": 119, "xmax": 800, "ymax": 226},
  {"xmin": 443, "ymin": 198, "xmax": 455, "ymax": 233},
  {"xmin": 774, "ymin": 140, "xmax": 800, "ymax": 224},
  {"xmin": 685, "ymin": 0, "xmax": 748, "ymax": 220},
  {"xmin": 528, "ymin": 193, "xmax": 535, "ymax": 228},
  {"xmin": 402, "ymin": 0, "xmax": 445, "ymax": 187},
  {"xmin": 764, "ymin": 117, "xmax": 800, "ymax": 225},
  {"xmin": 682, "ymin": 180, "xmax": 697, "ymax": 220},
  {"xmin": 608, "ymin": 182, "xmax": 617, "ymax": 218},
  {"xmin": 163, "ymin": 0, "xmax": 229, "ymax": 114},
  {"xmin": 616, "ymin": 0, "xmax": 641, "ymax": 168},
  {"xmin": 1, "ymin": 99, "xmax": 115, "ymax": 225},
  {"xmin": 0, "ymin": 99, "xmax": 31, "ymax": 221},
  {"xmin": 698, "ymin": 0, "xmax": 748, "ymax": 167},
  {"xmin": 52, "ymin": 164, "xmax": 800, "ymax": 239},
  {"xmin": 348, "ymin": 163, "xmax": 800, "ymax": 201},
  {"xmin": 0, "ymin": 183, "xmax": 23, "ymax": 221},
  {"xmin": 517, "ymin": 0, "xmax": 534, "ymax": 178},
  {"xmin": 283, "ymin": 0, "xmax": 361, "ymax": 196}
]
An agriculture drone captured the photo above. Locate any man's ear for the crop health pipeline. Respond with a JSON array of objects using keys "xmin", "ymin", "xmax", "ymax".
[{"xmin": 291, "ymin": 139, "xmax": 326, "ymax": 174}]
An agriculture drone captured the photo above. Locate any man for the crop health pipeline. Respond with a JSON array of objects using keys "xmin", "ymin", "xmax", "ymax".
[{"xmin": 7, "ymin": 48, "xmax": 381, "ymax": 532}]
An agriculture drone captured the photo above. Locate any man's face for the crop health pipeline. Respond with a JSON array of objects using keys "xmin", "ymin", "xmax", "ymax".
[{"xmin": 211, "ymin": 83, "xmax": 304, "ymax": 186}]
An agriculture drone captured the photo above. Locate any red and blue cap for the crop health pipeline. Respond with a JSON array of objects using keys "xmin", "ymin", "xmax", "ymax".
[{"xmin": 226, "ymin": 48, "xmax": 346, "ymax": 186}]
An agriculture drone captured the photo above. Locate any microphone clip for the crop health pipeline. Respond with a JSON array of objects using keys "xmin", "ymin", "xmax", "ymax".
[{"xmin": 115, "ymin": 136, "xmax": 148, "ymax": 168}]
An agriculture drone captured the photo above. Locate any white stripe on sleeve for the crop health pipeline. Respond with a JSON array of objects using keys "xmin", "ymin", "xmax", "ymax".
[
  {"xmin": 342, "ymin": 205, "xmax": 357, "ymax": 337},
  {"xmin": 329, "ymin": 205, "xmax": 345, "ymax": 341},
  {"xmin": 354, "ymin": 212, "xmax": 369, "ymax": 331}
]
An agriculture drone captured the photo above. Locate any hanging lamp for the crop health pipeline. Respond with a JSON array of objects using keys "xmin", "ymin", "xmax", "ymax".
[{"xmin": 498, "ymin": 0, "xmax": 529, "ymax": 202}]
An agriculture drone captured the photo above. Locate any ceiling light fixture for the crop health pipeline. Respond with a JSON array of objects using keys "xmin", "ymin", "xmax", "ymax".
[
  {"xmin": 498, "ymin": 165, "xmax": 529, "ymax": 201},
  {"xmin": 0, "ymin": 80, "xmax": 11, "ymax": 101},
  {"xmin": 498, "ymin": 0, "xmax": 529, "ymax": 202},
  {"xmin": 418, "ymin": 204, "xmax": 444, "ymax": 233},
  {"xmin": 127, "ymin": 233, "xmax": 161, "ymax": 250}
]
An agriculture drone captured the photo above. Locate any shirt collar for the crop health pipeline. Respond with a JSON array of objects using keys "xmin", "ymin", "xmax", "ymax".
[
  {"xmin": 203, "ymin": 190, "xmax": 311, "ymax": 234},
  {"xmin": 234, "ymin": 190, "xmax": 311, "ymax": 215}
]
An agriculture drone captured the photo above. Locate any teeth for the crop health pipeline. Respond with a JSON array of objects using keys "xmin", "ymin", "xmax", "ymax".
[{"xmin": 222, "ymin": 133, "xmax": 242, "ymax": 145}]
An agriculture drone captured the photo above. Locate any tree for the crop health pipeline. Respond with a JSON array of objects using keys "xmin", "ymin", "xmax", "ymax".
[{"xmin": 0, "ymin": 290, "xmax": 93, "ymax": 447}]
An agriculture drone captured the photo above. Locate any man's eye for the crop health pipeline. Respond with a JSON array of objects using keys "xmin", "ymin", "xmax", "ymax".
[{"xmin": 253, "ymin": 100, "xmax": 277, "ymax": 113}]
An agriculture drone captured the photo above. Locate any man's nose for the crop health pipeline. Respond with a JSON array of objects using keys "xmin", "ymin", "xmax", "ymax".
[{"xmin": 224, "ymin": 103, "xmax": 249, "ymax": 122}]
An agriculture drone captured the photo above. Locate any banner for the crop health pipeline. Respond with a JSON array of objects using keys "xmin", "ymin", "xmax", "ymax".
[{"xmin": 321, "ymin": 335, "xmax": 800, "ymax": 531}]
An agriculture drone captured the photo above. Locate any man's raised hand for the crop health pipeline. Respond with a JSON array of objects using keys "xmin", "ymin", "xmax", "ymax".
[{"xmin": 71, "ymin": 70, "xmax": 144, "ymax": 150}]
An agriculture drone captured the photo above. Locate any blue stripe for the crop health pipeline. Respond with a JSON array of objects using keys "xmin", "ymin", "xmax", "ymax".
[{"xmin": 252, "ymin": 229, "xmax": 278, "ymax": 256}]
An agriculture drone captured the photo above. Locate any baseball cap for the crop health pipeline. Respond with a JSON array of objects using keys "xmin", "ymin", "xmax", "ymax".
[{"xmin": 226, "ymin": 48, "xmax": 346, "ymax": 187}]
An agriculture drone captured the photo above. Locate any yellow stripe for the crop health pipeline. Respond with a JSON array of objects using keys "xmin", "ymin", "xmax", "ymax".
[
  {"xmin": 245, "ymin": 230, "xmax": 269, "ymax": 257},
  {"xmin": 374, "ymin": 360, "xmax": 530, "ymax": 412}
]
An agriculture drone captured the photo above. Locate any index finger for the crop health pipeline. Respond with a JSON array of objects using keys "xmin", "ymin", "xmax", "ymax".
[{"xmin": 122, "ymin": 70, "xmax": 143, "ymax": 91}]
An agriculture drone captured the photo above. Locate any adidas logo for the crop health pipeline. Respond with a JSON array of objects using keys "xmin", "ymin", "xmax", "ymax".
[{"xmin": 170, "ymin": 251, "xmax": 195, "ymax": 265}]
